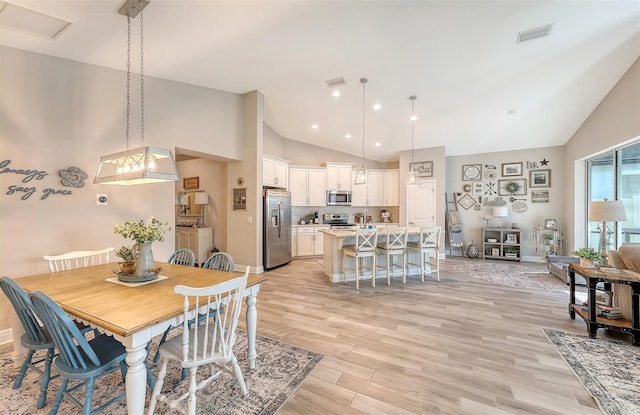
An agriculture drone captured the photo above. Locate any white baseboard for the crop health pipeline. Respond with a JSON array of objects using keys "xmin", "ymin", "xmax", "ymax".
[{"xmin": 0, "ymin": 328, "xmax": 12, "ymax": 345}]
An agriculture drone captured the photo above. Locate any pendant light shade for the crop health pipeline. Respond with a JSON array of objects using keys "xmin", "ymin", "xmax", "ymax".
[
  {"xmin": 354, "ymin": 77, "xmax": 368, "ymax": 185},
  {"xmin": 406, "ymin": 95, "xmax": 418, "ymax": 186},
  {"xmin": 94, "ymin": 0, "xmax": 178, "ymax": 185},
  {"xmin": 94, "ymin": 146, "xmax": 178, "ymax": 185}
]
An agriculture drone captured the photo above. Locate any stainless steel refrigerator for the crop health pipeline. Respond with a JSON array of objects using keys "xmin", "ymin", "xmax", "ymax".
[{"xmin": 263, "ymin": 188, "xmax": 292, "ymax": 270}]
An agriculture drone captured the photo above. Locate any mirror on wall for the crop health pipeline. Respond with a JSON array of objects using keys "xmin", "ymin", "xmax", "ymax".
[{"xmin": 178, "ymin": 191, "xmax": 204, "ymax": 217}]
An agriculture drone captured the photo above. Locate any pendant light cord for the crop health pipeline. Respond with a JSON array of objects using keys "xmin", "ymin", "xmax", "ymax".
[
  {"xmin": 125, "ymin": 4, "xmax": 145, "ymax": 150},
  {"xmin": 126, "ymin": 15, "xmax": 131, "ymax": 150},
  {"xmin": 139, "ymin": 6, "xmax": 144, "ymax": 144},
  {"xmin": 360, "ymin": 77, "xmax": 367, "ymax": 170}
]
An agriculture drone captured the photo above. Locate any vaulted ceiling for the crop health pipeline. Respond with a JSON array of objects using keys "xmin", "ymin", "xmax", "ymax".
[{"xmin": 1, "ymin": 0, "xmax": 638, "ymax": 162}]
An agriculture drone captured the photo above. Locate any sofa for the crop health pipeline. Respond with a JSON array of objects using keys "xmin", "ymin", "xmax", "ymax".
[{"xmin": 547, "ymin": 255, "xmax": 585, "ymax": 284}]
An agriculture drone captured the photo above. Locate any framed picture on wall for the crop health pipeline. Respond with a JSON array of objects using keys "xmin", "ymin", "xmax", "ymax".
[
  {"xmin": 410, "ymin": 161, "xmax": 433, "ymax": 178},
  {"xmin": 233, "ymin": 188, "xmax": 246, "ymax": 210},
  {"xmin": 529, "ymin": 169, "xmax": 551, "ymax": 188},
  {"xmin": 183, "ymin": 176, "xmax": 199, "ymax": 189},
  {"xmin": 501, "ymin": 162, "xmax": 522, "ymax": 177}
]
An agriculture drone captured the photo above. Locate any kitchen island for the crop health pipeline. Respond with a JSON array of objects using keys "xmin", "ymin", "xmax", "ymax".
[{"xmin": 320, "ymin": 226, "xmax": 436, "ymax": 283}]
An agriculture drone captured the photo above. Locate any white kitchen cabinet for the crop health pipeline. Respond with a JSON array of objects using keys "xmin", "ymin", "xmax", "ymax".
[
  {"xmin": 175, "ymin": 227, "xmax": 213, "ymax": 265},
  {"xmin": 383, "ymin": 169, "xmax": 399, "ymax": 206},
  {"xmin": 263, "ymin": 155, "xmax": 288, "ymax": 188},
  {"xmin": 289, "ymin": 167, "xmax": 326, "ymax": 206},
  {"xmin": 324, "ymin": 163, "xmax": 352, "ymax": 191},
  {"xmin": 295, "ymin": 226, "xmax": 328, "ymax": 256},
  {"xmin": 351, "ymin": 169, "xmax": 384, "ymax": 206},
  {"xmin": 291, "ymin": 228, "xmax": 296, "ymax": 257}
]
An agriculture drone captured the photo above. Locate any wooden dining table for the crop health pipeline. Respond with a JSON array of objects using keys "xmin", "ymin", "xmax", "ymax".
[{"xmin": 15, "ymin": 262, "xmax": 265, "ymax": 415}]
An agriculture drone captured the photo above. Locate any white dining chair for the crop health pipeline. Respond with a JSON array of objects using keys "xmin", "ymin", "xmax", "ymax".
[
  {"xmin": 406, "ymin": 226, "xmax": 441, "ymax": 282},
  {"xmin": 43, "ymin": 247, "xmax": 115, "ymax": 272},
  {"xmin": 148, "ymin": 269, "xmax": 250, "ymax": 415}
]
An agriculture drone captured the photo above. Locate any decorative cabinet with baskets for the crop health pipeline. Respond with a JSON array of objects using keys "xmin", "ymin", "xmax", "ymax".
[{"xmin": 482, "ymin": 228, "xmax": 521, "ymax": 262}]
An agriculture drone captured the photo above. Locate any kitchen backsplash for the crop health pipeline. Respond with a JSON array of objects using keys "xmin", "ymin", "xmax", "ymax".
[{"xmin": 291, "ymin": 206, "xmax": 399, "ymax": 225}]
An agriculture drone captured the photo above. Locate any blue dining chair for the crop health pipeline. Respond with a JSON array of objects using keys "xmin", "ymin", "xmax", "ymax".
[
  {"xmin": 28, "ymin": 290, "xmax": 129, "ymax": 415},
  {"xmin": 167, "ymin": 248, "xmax": 196, "ymax": 267},
  {"xmin": 202, "ymin": 251, "xmax": 234, "ymax": 271},
  {"xmin": 0, "ymin": 276, "xmax": 57, "ymax": 409}
]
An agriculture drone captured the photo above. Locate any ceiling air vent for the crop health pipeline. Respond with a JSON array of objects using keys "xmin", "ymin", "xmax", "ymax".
[
  {"xmin": 326, "ymin": 77, "xmax": 346, "ymax": 89},
  {"xmin": 516, "ymin": 23, "xmax": 554, "ymax": 44},
  {"xmin": 0, "ymin": 1, "xmax": 73, "ymax": 39}
]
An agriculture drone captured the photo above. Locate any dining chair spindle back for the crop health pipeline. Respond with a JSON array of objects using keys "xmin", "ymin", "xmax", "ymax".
[
  {"xmin": 148, "ymin": 269, "xmax": 250, "ymax": 415},
  {"xmin": 43, "ymin": 247, "xmax": 115, "ymax": 273},
  {"xmin": 168, "ymin": 248, "xmax": 196, "ymax": 267},
  {"xmin": 203, "ymin": 251, "xmax": 234, "ymax": 271},
  {"xmin": 28, "ymin": 290, "xmax": 129, "ymax": 415},
  {"xmin": 0, "ymin": 276, "xmax": 56, "ymax": 409}
]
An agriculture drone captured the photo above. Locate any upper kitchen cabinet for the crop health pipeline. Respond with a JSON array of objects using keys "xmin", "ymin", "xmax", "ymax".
[
  {"xmin": 324, "ymin": 162, "xmax": 352, "ymax": 191},
  {"xmin": 289, "ymin": 166, "xmax": 326, "ymax": 206},
  {"xmin": 351, "ymin": 169, "xmax": 384, "ymax": 206},
  {"xmin": 263, "ymin": 155, "xmax": 289, "ymax": 188},
  {"xmin": 383, "ymin": 169, "xmax": 399, "ymax": 206}
]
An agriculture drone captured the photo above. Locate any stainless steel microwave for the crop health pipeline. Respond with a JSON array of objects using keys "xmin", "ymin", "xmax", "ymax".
[{"xmin": 327, "ymin": 190, "xmax": 352, "ymax": 206}]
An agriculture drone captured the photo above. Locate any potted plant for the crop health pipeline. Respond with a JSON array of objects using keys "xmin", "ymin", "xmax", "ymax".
[
  {"xmin": 115, "ymin": 245, "xmax": 136, "ymax": 274},
  {"xmin": 571, "ymin": 246, "xmax": 601, "ymax": 268},
  {"xmin": 114, "ymin": 217, "xmax": 170, "ymax": 277},
  {"xmin": 504, "ymin": 246, "xmax": 519, "ymax": 258}
]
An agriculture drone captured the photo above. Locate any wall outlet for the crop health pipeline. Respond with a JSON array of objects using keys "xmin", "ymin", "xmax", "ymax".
[{"xmin": 97, "ymin": 194, "xmax": 108, "ymax": 205}]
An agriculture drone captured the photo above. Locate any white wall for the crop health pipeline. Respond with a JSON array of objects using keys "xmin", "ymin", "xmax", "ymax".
[
  {"xmin": 0, "ymin": 46, "xmax": 244, "ymax": 334},
  {"xmin": 564, "ymin": 58, "xmax": 640, "ymax": 251}
]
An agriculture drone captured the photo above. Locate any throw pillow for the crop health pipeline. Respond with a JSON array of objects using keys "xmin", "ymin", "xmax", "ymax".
[{"xmin": 619, "ymin": 245, "xmax": 640, "ymax": 273}]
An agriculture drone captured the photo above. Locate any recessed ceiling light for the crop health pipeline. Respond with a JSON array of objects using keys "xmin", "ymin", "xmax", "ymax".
[
  {"xmin": 410, "ymin": 114, "xmax": 418, "ymax": 121},
  {"xmin": 507, "ymin": 109, "xmax": 517, "ymax": 115},
  {"xmin": 345, "ymin": 134, "xmax": 352, "ymax": 140},
  {"xmin": 331, "ymin": 90, "xmax": 341, "ymax": 98},
  {"xmin": 311, "ymin": 123, "xmax": 319, "ymax": 130},
  {"xmin": 372, "ymin": 103, "xmax": 381, "ymax": 111},
  {"xmin": 375, "ymin": 142, "xmax": 381, "ymax": 147}
]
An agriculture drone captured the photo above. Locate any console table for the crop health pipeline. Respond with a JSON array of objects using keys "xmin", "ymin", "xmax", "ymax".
[{"xmin": 568, "ymin": 263, "xmax": 640, "ymax": 345}]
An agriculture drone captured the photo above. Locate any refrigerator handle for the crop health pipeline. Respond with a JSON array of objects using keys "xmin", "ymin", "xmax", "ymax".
[{"xmin": 278, "ymin": 201, "xmax": 283, "ymax": 238}]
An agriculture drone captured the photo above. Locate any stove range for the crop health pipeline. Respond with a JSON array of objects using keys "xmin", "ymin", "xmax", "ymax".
[{"xmin": 323, "ymin": 213, "xmax": 356, "ymax": 229}]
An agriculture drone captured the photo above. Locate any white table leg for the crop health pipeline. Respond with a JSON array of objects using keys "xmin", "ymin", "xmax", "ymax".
[
  {"xmin": 124, "ymin": 343, "xmax": 148, "ymax": 415},
  {"xmin": 245, "ymin": 285, "xmax": 259, "ymax": 369}
]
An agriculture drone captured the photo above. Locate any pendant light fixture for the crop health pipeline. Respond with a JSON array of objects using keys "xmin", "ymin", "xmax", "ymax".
[
  {"xmin": 406, "ymin": 95, "xmax": 418, "ymax": 186},
  {"xmin": 94, "ymin": 0, "xmax": 178, "ymax": 185},
  {"xmin": 353, "ymin": 77, "xmax": 368, "ymax": 185}
]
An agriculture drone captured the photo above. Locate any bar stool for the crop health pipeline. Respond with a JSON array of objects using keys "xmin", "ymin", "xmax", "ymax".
[
  {"xmin": 343, "ymin": 228, "xmax": 378, "ymax": 289},
  {"xmin": 406, "ymin": 226, "xmax": 441, "ymax": 282},
  {"xmin": 376, "ymin": 227, "xmax": 408, "ymax": 285}
]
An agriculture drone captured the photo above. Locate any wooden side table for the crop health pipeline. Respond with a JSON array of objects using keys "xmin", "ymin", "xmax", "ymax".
[{"xmin": 569, "ymin": 263, "xmax": 640, "ymax": 345}]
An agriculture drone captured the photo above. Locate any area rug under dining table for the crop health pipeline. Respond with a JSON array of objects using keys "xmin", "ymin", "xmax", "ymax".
[
  {"xmin": 544, "ymin": 329, "xmax": 640, "ymax": 415},
  {"xmin": 1, "ymin": 329, "xmax": 323, "ymax": 415}
]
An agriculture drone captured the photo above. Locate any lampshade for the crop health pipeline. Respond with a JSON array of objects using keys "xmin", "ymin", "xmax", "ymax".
[
  {"xmin": 94, "ymin": 1, "xmax": 178, "ymax": 186},
  {"xmin": 493, "ymin": 207, "xmax": 508, "ymax": 218},
  {"xmin": 589, "ymin": 200, "xmax": 627, "ymax": 222},
  {"xmin": 179, "ymin": 195, "xmax": 189, "ymax": 205},
  {"xmin": 195, "ymin": 192, "xmax": 209, "ymax": 205}
]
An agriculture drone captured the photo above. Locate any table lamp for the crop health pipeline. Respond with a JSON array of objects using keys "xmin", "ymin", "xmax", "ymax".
[
  {"xmin": 195, "ymin": 192, "xmax": 209, "ymax": 226},
  {"xmin": 493, "ymin": 207, "xmax": 508, "ymax": 228},
  {"xmin": 589, "ymin": 199, "xmax": 627, "ymax": 265}
]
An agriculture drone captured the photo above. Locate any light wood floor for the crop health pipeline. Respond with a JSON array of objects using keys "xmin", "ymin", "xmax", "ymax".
[{"xmin": 240, "ymin": 257, "xmax": 631, "ymax": 415}]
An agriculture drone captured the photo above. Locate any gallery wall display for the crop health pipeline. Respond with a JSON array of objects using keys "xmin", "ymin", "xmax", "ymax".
[
  {"xmin": 462, "ymin": 164, "xmax": 482, "ymax": 181},
  {"xmin": 502, "ymin": 162, "xmax": 523, "ymax": 177},
  {"xmin": 498, "ymin": 179, "xmax": 527, "ymax": 196}
]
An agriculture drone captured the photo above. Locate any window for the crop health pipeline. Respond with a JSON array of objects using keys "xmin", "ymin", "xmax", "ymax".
[{"xmin": 587, "ymin": 141, "xmax": 640, "ymax": 249}]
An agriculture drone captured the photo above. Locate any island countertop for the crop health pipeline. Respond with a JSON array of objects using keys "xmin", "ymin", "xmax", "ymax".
[{"xmin": 319, "ymin": 226, "xmax": 432, "ymax": 283}]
